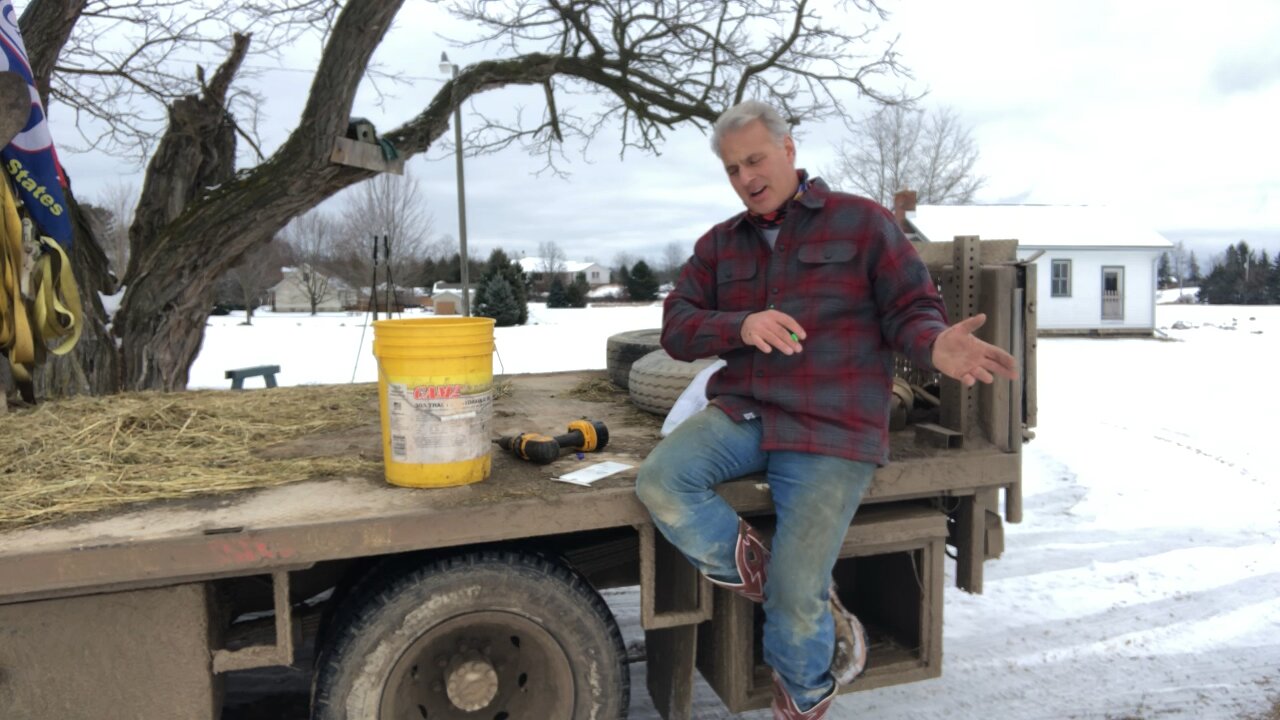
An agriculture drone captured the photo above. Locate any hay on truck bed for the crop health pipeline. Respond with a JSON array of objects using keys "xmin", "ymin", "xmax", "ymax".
[{"xmin": 0, "ymin": 384, "xmax": 385, "ymax": 532}]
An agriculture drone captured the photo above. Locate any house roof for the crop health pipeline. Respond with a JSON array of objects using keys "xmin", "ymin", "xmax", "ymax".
[
  {"xmin": 518, "ymin": 257, "xmax": 604, "ymax": 273},
  {"xmin": 430, "ymin": 281, "xmax": 476, "ymax": 297},
  {"xmin": 272, "ymin": 266, "xmax": 359, "ymax": 293},
  {"xmin": 907, "ymin": 204, "xmax": 1173, "ymax": 249}
]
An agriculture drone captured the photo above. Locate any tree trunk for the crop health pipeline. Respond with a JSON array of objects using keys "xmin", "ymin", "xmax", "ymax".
[
  {"xmin": 115, "ymin": 2, "xmax": 407, "ymax": 391},
  {"xmin": 242, "ymin": 284, "xmax": 254, "ymax": 326},
  {"xmin": 115, "ymin": 34, "xmax": 251, "ymax": 390}
]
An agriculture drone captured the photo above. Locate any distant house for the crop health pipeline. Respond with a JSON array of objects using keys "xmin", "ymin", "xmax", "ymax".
[
  {"xmin": 430, "ymin": 281, "xmax": 477, "ymax": 316},
  {"xmin": 518, "ymin": 257, "xmax": 612, "ymax": 292},
  {"xmin": 896, "ymin": 191, "xmax": 1173, "ymax": 336},
  {"xmin": 269, "ymin": 266, "xmax": 361, "ymax": 312}
]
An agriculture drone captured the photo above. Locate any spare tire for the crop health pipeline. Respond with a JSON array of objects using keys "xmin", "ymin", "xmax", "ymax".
[
  {"xmin": 606, "ymin": 328, "xmax": 663, "ymax": 389},
  {"xmin": 628, "ymin": 349, "xmax": 719, "ymax": 415}
]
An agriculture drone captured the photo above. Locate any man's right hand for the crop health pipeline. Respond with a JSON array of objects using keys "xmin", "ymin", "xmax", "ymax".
[{"xmin": 741, "ymin": 310, "xmax": 806, "ymax": 355}]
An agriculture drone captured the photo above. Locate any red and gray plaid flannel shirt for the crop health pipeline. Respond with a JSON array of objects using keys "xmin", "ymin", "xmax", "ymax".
[{"xmin": 661, "ymin": 177, "xmax": 949, "ymax": 465}]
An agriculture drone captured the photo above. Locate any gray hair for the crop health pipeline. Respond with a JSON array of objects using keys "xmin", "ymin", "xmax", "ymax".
[{"xmin": 711, "ymin": 100, "xmax": 790, "ymax": 158}]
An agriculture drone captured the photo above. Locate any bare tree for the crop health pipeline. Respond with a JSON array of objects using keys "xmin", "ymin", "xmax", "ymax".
[
  {"xmin": 227, "ymin": 240, "xmax": 286, "ymax": 324},
  {"xmin": 89, "ymin": 182, "xmax": 136, "ymax": 275},
  {"xmin": 825, "ymin": 105, "xmax": 984, "ymax": 207},
  {"xmin": 336, "ymin": 171, "xmax": 434, "ymax": 294},
  {"xmin": 281, "ymin": 210, "xmax": 341, "ymax": 315},
  {"xmin": 537, "ymin": 241, "xmax": 567, "ymax": 276},
  {"xmin": 1169, "ymin": 240, "xmax": 1188, "ymax": 292},
  {"xmin": 23, "ymin": 0, "xmax": 911, "ymax": 391},
  {"xmin": 612, "ymin": 251, "xmax": 637, "ymax": 277},
  {"xmin": 661, "ymin": 241, "xmax": 688, "ymax": 284},
  {"xmin": 297, "ymin": 265, "xmax": 335, "ymax": 316}
]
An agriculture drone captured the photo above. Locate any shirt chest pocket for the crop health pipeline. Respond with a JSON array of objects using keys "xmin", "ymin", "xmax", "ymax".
[
  {"xmin": 715, "ymin": 257, "xmax": 760, "ymax": 311},
  {"xmin": 797, "ymin": 241, "xmax": 864, "ymax": 297}
]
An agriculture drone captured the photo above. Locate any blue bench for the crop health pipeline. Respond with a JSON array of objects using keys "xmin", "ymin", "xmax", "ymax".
[{"xmin": 224, "ymin": 365, "xmax": 281, "ymax": 390}]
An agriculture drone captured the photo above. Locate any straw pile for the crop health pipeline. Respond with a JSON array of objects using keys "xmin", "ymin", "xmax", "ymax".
[
  {"xmin": 569, "ymin": 377, "xmax": 628, "ymax": 402},
  {"xmin": 0, "ymin": 384, "xmax": 381, "ymax": 531}
]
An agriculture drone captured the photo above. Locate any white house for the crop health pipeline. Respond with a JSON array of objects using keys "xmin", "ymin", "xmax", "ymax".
[
  {"xmin": 899, "ymin": 198, "xmax": 1173, "ymax": 336},
  {"xmin": 518, "ymin": 257, "xmax": 612, "ymax": 291},
  {"xmin": 270, "ymin": 266, "xmax": 361, "ymax": 312},
  {"xmin": 430, "ymin": 281, "xmax": 476, "ymax": 315}
]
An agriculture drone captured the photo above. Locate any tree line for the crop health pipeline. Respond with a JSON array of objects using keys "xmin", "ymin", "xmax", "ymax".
[
  {"xmin": 138, "ymin": 167, "xmax": 690, "ymax": 327},
  {"xmin": 178, "ymin": 169, "xmax": 689, "ymax": 328},
  {"xmin": 1189, "ymin": 241, "xmax": 1280, "ymax": 305}
]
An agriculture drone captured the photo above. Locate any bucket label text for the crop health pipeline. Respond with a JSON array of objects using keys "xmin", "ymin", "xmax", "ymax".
[{"xmin": 386, "ymin": 382, "xmax": 493, "ymax": 464}]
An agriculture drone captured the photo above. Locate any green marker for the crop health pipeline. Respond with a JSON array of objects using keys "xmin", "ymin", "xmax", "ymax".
[{"xmin": 790, "ymin": 332, "xmax": 800, "ymax": 342}]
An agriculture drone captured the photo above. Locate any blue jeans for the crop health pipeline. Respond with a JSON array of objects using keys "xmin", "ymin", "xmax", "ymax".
[{"xmin": 635, "ymin": 407, "xmax": 873, "ymax": 709}]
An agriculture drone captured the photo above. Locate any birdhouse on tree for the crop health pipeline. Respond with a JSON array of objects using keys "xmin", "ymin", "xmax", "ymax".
[
  {"xmin": 346, "ymin": 117, "xmax": 378, "ymax": 143},
  {"xmin": 330, "ymin": 116, "xmax": 405, "ymax": 175}
]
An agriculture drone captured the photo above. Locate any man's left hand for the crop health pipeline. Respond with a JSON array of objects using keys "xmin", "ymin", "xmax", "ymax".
[{"xmin": 931, "ymin": 314, "xmax": 1019, "ymax": 387}]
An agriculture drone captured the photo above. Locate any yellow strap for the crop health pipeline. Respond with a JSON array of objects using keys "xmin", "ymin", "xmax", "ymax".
[
  {"xmin": 30, "ymin": 234, "xmax": 81, "ymax": 356},
  {"xmin": 0, "ymin": 177, "xmax": 34, "ymax": 379}
]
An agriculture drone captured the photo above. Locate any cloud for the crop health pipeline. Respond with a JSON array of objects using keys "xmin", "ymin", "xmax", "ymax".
[{"xmin": 1211, "ymin": 47, "xmax": 1280, "ymax": 95}]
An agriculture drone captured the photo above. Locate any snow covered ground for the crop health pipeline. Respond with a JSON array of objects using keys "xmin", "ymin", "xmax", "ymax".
[{"xmin": 201, "ymin": 303, "xmax": 1280, "ymax": 719}]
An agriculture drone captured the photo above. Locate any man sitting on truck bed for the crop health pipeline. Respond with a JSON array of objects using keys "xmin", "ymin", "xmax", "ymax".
[{"xmin": 635, "ymin": 100, "xmax": 1018, "ymax": 720}]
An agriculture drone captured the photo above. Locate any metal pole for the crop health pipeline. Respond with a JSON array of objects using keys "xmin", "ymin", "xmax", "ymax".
[
  {"xmin": 383, "ymin": 234, "xmax": 393, "ymax": 316},
  {"xmin": 452, "ymin": 65, "xmax": 471, "ymax": 317},
  {"xmin": 370, "ymin": 233, "xmax": 379, "ymax": 322}
]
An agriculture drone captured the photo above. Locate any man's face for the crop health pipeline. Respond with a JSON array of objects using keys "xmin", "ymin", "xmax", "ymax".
[{"xmin": 718, "ymin": 119, "xmax": 798, "ymax": 215}]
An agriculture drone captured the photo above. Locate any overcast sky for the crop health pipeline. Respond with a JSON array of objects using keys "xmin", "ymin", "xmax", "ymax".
[{"xmin": 55, "ymin": 0, "xmax": 1280, "ymax": 267}]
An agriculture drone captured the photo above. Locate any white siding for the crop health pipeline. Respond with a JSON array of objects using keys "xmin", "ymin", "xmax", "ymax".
[
  {"xmin": 1019, "ymin": 248, "xmax": 1161, "ymax": 331},
  {"xmin": 271, "ymin": 269, "xmax": 356, "ymax": 312}
]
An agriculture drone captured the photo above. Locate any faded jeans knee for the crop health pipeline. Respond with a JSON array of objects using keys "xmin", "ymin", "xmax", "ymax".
[{"xmin": 634, "ymin": 454, "xmax": 682, "ymax": 527}]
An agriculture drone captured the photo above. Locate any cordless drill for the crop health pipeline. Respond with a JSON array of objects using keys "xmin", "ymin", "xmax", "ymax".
[{"xmin": 494, "ymin": 420, "xmax": 610, "ymax": 465}]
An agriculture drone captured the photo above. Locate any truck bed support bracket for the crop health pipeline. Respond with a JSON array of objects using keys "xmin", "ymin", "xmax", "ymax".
[{"xmin": 212, "ymin": 570, "xmax": 296, "ymax": 673}]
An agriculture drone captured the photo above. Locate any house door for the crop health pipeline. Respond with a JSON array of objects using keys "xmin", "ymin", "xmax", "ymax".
[{"xmin": 1102, "ymin": 267, "xmax": 1124, "ymax": 320}]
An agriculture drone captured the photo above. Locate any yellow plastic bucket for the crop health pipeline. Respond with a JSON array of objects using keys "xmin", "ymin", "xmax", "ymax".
[{"xmin": 371, "ymin": 317, "xmax": 496, "ymax": 488}]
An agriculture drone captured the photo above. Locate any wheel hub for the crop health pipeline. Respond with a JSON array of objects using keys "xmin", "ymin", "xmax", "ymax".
[
  {"xmin": 444, "ymin": 650, "xmax": 499, "ymax": 711},
  {"xmin": 380, "ymin": 611, "xmax": 575, "ymax": 720}
]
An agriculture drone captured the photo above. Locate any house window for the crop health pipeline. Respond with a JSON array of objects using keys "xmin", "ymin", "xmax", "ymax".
[
  {"xmin": 590, "ymin": 271, "xmax": 600, "ymax": 280},
  {"xmin": 1051, "ymin": 259, "xmax": 1071, "ymax": 297}
]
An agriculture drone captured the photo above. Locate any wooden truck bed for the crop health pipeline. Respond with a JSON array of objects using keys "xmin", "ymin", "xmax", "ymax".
[{"xmin": 0, "ymin": 370, "xmax": 1017, "ymax": 606}]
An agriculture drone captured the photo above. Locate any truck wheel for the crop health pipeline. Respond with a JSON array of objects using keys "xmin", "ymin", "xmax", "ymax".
[
  {"xmin": 606, "ymin": 328, "xmax": 662, "ymax": 389},
  {"xmin": 312, "ymin": 551, "xmax": 628, "ymax": 720},
  {"xmin": 628, "ymin": 349, "xmax": 719, "ymax": 415}
]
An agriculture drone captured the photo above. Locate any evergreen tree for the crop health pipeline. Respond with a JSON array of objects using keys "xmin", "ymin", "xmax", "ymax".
[
  {"xmin": 1157, "ymin": 252, "xmax": 1172, "ymax": 290},
  {"xmin": 615, "ymin": 263, "xmax": 632, "ymax": 300},
  {"xmin": 475, "ymin": 248, "xmax": 530, "ymax": 324},
  {"xmin": 1247, "ymin": 250, "xmax": 1273, "ymax": 305},
  {"xmin": 627, "ymin": 260, "xmax": 660, "ymax": 301},
  {"xmin": 1188, "ymin": 251, "xmax": 1202, "ymax": 284},
  {"xmin": 546, "ymin": 275, "xmax": 569, "ymax": 308},
  {"xmin": 565, "ymin": 272, "xmax": 590, "ymax": 308},
  {"xmin": 1198, "ymin": 243, "xmax": 1251, "ymax": 305},
  {"xmin": 419, "ymin": 256, "xmax": 445, "ymax": 286},
  {"xmin": 471, "ymin": 265, "xmax": 491, "ymax": 311},
  {"xmin": 475, "ymin": 274, "xmax": 522, "ymax": 326},
  {"xmin": 443, "ymin": 253, "xmax": 462, "ymax": 283},
  {"xmin": 1270, "ymin": 254, "xmax": 1280, "ymax": 304}
]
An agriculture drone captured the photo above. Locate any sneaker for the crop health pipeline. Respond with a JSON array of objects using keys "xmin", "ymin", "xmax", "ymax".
[
  {"xmin": 828, "ymin": 583, "xmax": 868, "ymax": 685},
  {"xmin": 705, "ymin": 518, "xmax": 770, "ymax": 603},
  {"xmin": 770, "ymin": 671, "xmax": 836, "ymax": 720}
]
